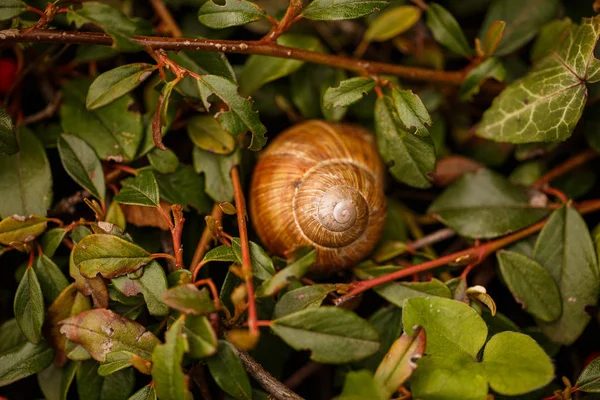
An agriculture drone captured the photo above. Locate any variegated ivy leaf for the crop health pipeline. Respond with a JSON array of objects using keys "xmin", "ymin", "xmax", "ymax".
[{"xmin": 477, "ymin": 16, "xmax": 600, "ymax": 143}]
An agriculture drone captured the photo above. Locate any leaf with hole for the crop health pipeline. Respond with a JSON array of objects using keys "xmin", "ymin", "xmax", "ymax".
[{"xmin": 323, "ymin": 77, "xmax": 376, "ymax": 109}]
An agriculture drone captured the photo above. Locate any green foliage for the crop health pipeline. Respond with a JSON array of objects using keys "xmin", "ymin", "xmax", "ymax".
[
  {"xmin": 0, "ymin": 0, "xmax": 26, "ymax": 21},
  {"xmin": 58, "ymin": 134, "xmax": 106, "ymax": 201},
  {"xmin": 198, "ymin": 0, "xmax": 266, "ymax": 29},
  {"xmin": 301, "ymin": 0, "xmax": 389, "ymax": 21},
  {"xmin": 425, "ymin": 3, "xmax": 472, "ymax": 57},
  {"xmin": 0, "ymin": 104, "xmax": 18, "ymax": 155}
]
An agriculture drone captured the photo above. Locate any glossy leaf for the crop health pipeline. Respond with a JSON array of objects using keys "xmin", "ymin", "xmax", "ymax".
[
  {"xmin": 459, "ymin": 58, "xmax": 506, "ymax": 101},
  {"xmin": 428, "ymin": 169, "xmax": 549, "ymax": 238},
  {"xmin": 374, "ymin": 95, "xmax": 435, "ymax": 188},
  {"xmin": 58, "ymin": 134, "xmax": 106, "ymax": 201},
  {"xmin": 198, "ymin": 0, "xmax": 265, "ymax": 28},
  {"xmin": 72, "ymin": 234, "xmax": 152, "ymax": 279},
  {"xmin": 231, "ymin": 238, "xmax": 276, "ymax": 280},
  {"xmin": 0, "ymin": 341, "xmax": 54, "ymax": 387},
  {"xmin": 374, "ymin": 279, "xmax": 452, "ymax": 307},
  {"xmin": 0, "ymin": 215, "xmax": 47, "ymax": 246},
  {"xmin": 60, "ymin": 308, "xmax": 160, "ymax": 362},
  {"xmin": 184, "ymin": 315, "xmax": 218, "ymax": 358},
  {"xmin": 152, "ymin": 316, "xmax": 191, "ymax": 400},
  {"xmin": 374, "ymin": 326, "xmax": 425, "ymax": 398},
  {"xmin": 61, "ymin": 79, "xmax": 143, "ymax": 161},
  {"xmin": 256, "ymin": 248, "xmax": 316, "ymax": 297},
  {"xmin": 274, "ymin": 284, "xmax": 337, "ymax": 318},
  {"xmin": 14, "ymin": 267, "xmax": 45, "ymax": 343},
  {"xmin": 302, "ymin": 0, "xmax": 389, "ymax": 21},
  {"xmin": 425, "ymin": 3, "xmax": 472, "ymax": 57},
  {"xmin": 196, "ymin": 75, "xmax": 267, "ymax": 150},
  {"xmin": 87, "ymin": 63, "xmax": 155, "ymax": 110},
  {"xmin": 0, "ymin": 103, "xmax": 18, "ymax": 155},
  {"xmin": 67, "ymin": 2, "xmax": 141, "ymax": 52},
  {"xmin": 112, "ymin": 261, "xmax": 169, "ymax": 316},
  {"xmin": 496, "ymin": 250, "xmax": 561, "ymax": 322},
  {"xmin": 34, "ymin": 254, "xmax": 69, "ymax": 303},
  {"xmin": 239, "ymin": 34, "xmax": 322, "ymax": 95},
  {"xmin": 479, "ymin": 0, "xmax": 559, "ymax": 56},
  {"xmin": 162, "ymin": 284, "xmax": 216, "ymax": 315},
  {"xmin": 40, "ymin": 228, "xmax": 66, "ymax": 257},
  {"xmin": 403, "ymin": 297, "xmax": 488, "ymax": 357},
  {"xmin": 0, "ymin": 127, "xmax": 52, "ymax": 217},
  {"xmin": 187, "ymin": 115, "xmax": 236, "ymax": 154},
  {"xmin": 533, "ymin": 206, "xmax": 600, "ymax": 344},
  {"xmin": 482, "ymin": 331, "xmax": 554, "ymax": 395},
  {"xmin": 206, "ymin": 341, "xmax": 252, "ymax": 400},
  {"xmin": 364, "ymin": 6, "xmax": 421, "ymax": 42},
  {"xmin": 114, "ymin": 170, "xmax": 160, "ymax": 207},
  {"xmin": 478, "ymin": 16, "xmax": 600, "ymax": 143},
  {"xmin": 271, "ymin": 307, "xmax": 380, "ymax": 364},
  {"xmin": 323, "ymin": 77, "xmax": 376, "ymax": 109},
  {"xmin": 576, "ymin": 357, "xmax": 600, "ymax": 392}
]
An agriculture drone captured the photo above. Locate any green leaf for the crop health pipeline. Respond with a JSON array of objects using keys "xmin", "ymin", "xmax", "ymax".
[
  {"xmin": 187, "ymin": 115, "xmax": 236, "ymax": 154},
  {"xmin": 256, "ymin": 248, "xmax": 316, "ymax": 297},
  {"xmin": 112, "ymin": 261, "xmax": 169, "ymax": 316},
  {"xmin": 374, "ymin": 326, "xmax": 425, "ymax": 398},
  {"xmin": 359, "ymin": 306, "xmax": 404, "ymax": 372},
  {"xmin": 364, "ymin": 5, "xmax": 421, "ymax": 42},
  {"xmin": 271, "ymin": 307, "xmax": 380, "ymax": 364},
  {"xmin": 168, "ymin": 51, "xmax": 236, "ymax": 95},
  {"xmin": 425, "ymin": 3, "xmax": 472, "ymax": 57},
  {"xmin": 335, "ymin": 370, "xmax": 385, "ymax": 400},
  {"xmin": 38, "ymin": 361, "xmax": 78, "ymax": 400},
  {"xmin": 403, "ymin": 297, "xmax": 488, "ymax": 357},
  {"xmin": 239, "ymin": 34, "xmax": 322, "ymax": 95},
  {"xmin": 114, "ymin": 170, "xmax": 160, "ymax": 207},
  {"xmin": 392, "ymin": 88, "xmax": 432, "ymax": 137},
  {"xmin": 0, "ymin": 127, "xmax": 52, "ymax": 217},
  {"xmin": 531, "ymin": 18, "xmax": 573, "ymax": 61},
  {"xmin": 0, "ymin": 341, "xmax": 54, "ymax": 387},
  {"xmin": 481, "ymin": 331, "xmax": 553, "ymax": 395},
  {"xmin": 428, "ymin": 169, "xmax": 549, "ymax": 238},
  {"xmin": 58, "ymin": 134, "xmax": 106, "ymax": 201},
  {"xmin": 193, "ymin": 142, "xmax": 238, "ymax": 203},
  {"xmin": 128, "ymin": 385, "xmax": 156, "ymax": 400},
  {"xmin": 576, "ymin": 357, "xmax": 600, "ymax": 392},
  {"xmin": 152, "ymin": 316, "xmax": 191, "ymax": 400},
  {"xmin": 61, "ymin": 79, "xmax": 142, "ymax": 161},
  {"xmin": 87, "ymin": 63, "xmax": 156, "ymax": 110},
  {"xmin": 410, "ymin": 352, "xmax": 487, "ymax": 400},
  {"xmin": 196, "ymin": 75, "xmax": 267, "ymax": 150},
  {"xmin": 477, "ymin": 17, "xmax": 600, "ymax": 143},
  {"xmin": 34, "ymin": 254, "xmax": 69, "ymax": 303},
  {"xmin": 184, "ymin": 315, "xmax": 218, "ymax": 358},
  {"xmin": 78, "ymin": 360, "xmax": 136, "ymax": 400},
  {"xmin": 302, "ymin": 0, "xmax": 389, "ymax": 21},
  {"xmin": 0, "ymin": 0, "xmax": 27, "ymax": 20},
  {"xmin": 147, "ymin": 148, "xmax": 179, "ymax": 174},
  {"xmin": 479, "ymin": 0, "xmax": 559, "ymax": 56},
  {"xmin": 206, "ymin": 341, "xmax": 252, "ymax": 400},
  {"xmin": 496, "ymin": 250, "xmax": 561, "ymax": 322},
  {"xmin": 0, "ymin": 104, "xmax": 18, "ymax": 155},
  {"xmin": 162, "ymin": 284, "xmax": 216, "ymax": 315},
  {"xmin": 155, "ymin": 166, "xmax": 212, "ymax": 213},
  {"xmin": 459, "ymin": 58, "xmax": 506, "ymax": 101},
  {"xmin": 231, "ymin": 238, "xmax": 276, "ymax": 280},
  {"xmin": 198, "ymin": 0, "xmax": 266, "ymax": 28},
  {"xmin": 60, "ymin": 308, "xmax": 160, "ymax": 362},
  {"xmin": 0, "ymin": 215, "xmax": 47, "ymax": 246},
  {"xmin": 274, "ymin": 284, "xmax": 337, "ymax": 318},
  {"xmin": 373, "ymin": 279, "xmax": 452, "ymax": 307},
  {"xmin": 374, "ymin": 95, "xmax": 435, "ymax": 188},
  {"xmin": 0, "ymin": 319, "xmax": 27, "ymax": 354},
  {"xmin": 532, "ymin": 206, "xmax": 600, "ymax": 344},
  {"xmin": 203, "ymin": 244, "xmax": 236, "ymax": 262},
  {"xmin": 14, "ymin": 267, "xmax": 45, "ymax": 343},
  {"xmin": 72, "ymin": 234, "xmax": 152, "ymax": 279},
  {"xmin": 97, "ymin": 351, "xmax": 138, "ymax": 376},
  {"xmin": 323, "ymin": 77, "xmax": 376, "ymax": 109},
  {"xmin": 67, "ymin": 2, "xmax": 142, "ymax": 52},
  {"xmin": 40, "ymin": 228, "xmax": 67, "ymax": 257}
]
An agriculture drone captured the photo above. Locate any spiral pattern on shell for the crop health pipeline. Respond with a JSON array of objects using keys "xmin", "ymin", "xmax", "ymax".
[{"xmin": 249, "ymin": 120, "xmax": 387, "ymax": 273}]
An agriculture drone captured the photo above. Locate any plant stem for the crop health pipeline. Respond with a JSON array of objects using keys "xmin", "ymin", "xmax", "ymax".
[
  {"xmin": 265, "ymin": 0, "xmax": 305, "ymax": 42},
  {"xmin": 190, "ymin": 203, "xmax": 224, "ymax": 272},
  {"xmin": 407, "ymin": 228, "xmax": 455, "ymax": 252},
  {"xmin": 336, "ymin": 199, "xmax": 600, "ymax": 305},
  {"xmin": 231, "ymin": 166, "xmax": 259, "ymax": 336},
  {"xmin": 534, "ymin": 149, "xmax": 597, "ymax": 187},
  {"xmin": 149, "ymin": 0, "xmax": 183, "ymax": 37},
  {"xmin": 1, "ymin": 29, "xmax": 466, "ymax": 84}
]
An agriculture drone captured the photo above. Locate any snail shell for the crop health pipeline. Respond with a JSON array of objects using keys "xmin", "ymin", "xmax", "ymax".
[{"xmin": 249, "ymin": 120, "xmax": 387, "ymax": 274}]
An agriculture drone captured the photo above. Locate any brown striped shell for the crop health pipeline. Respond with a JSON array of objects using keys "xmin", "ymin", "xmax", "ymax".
[{"xmin": 249, "ymin": 120, "xmax": 387, "ymax": 274}]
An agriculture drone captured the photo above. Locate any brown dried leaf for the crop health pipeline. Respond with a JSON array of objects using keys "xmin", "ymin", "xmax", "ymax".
[
  {"xmin": 120, "ymin": 201, "xmax": 171, "ymax": 231},
  {"xmin": 431, "ymin": 156, "xmax": 483, "ymax": 187}
]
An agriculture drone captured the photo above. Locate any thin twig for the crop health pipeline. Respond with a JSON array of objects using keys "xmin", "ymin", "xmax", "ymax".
[
  {"xmin": 191, "ymin": 203, "xmax": 224, "ymax": 271},
  {"xmin": 235, "ymin": 348, "xmax": 305, "ymax": 400},
  {"xmin": 231, "ymin": 166, "xmax": 259, "ymax": 336},
  {"xmin": 284, "ymin": 361, "xmax": 325, "ymax": 390},
  {"xmin": 534, "ymin": 149, "xmax": 597, "ymax": 187},
  {"xmin": 1, "ymin": 29, "xmax": 467, "ymax": 84},
  {"xmin": 22, "ymin": 92, "xmax": 62, "ymax": 124},
  {"xmin": 407, "ymin": 228, "xmax": 456, "ymax": 252},
  {"xmin": 149, "ymin": 0, "xmax": 183, "ymax": 37}
]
